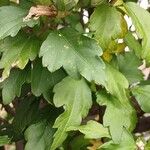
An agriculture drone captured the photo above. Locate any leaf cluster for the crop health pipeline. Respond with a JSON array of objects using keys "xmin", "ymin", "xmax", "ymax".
[{"xmin": 0, "ymin": 0, "xmax": 150, "ymax": 149}]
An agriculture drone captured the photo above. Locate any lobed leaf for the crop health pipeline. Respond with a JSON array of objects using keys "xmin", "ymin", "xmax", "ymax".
[
  {"xmin": 12, "ymin": 97, "xmax": 40, "ymax": 134},
  {"xmin": 97, "ymin": 90, "xmax": 136, "ymax": 143},
  {"xmin": 0, "ymin": 6, "xmax": 38, "ymax": 40},
  {"xmin": 124, "ymin": 32, "xmax": 142, "ymax": 58},
  {"xmin": 104, "ymin": 64, "xmax": 129, "ymax": 98},
  {"xmin": 132, "ymin": 85, "xmax": 150, "ymax": 113},
  {"xmin": 31, "ymin": 59, "xmax": 66, "ymax": 101},
  {"xmin": 0, "ymin": 33, "xmax": 40, "ymax": 80},
  {"xmin": 68, "ymin": 120, "xmax": 110, "ymax": 139},
  {"xmin": 125, "ymin": 2, "xmax": 150, "ymax": 63},
  {"xmin": 24, "ymin": 105, "xmax": 60, "ymax": 150},
  {"xmin": 51, "ymin": 76, "xmax": 92, "ymax": 150},
  {"xmin": 25, "ymin": 121, "xmax": 54, "ymax": 150},
  {"xmin": 2, "ymin": 67, "xmax": 30, "ymax": 104},
  {"xmin": 40, "ymin": 28, "xmax": 106, "ymax": 85},
  {"xmin": 89, "ymin": 3, "xmax": 127, "ymax": 50},
  {"xmin": 99, "ymin": 128, "xmax": 136, "ymax": 150},
  {"xmin": 117, "ymin": 51, "xmax": 143, "ymax": 84}
]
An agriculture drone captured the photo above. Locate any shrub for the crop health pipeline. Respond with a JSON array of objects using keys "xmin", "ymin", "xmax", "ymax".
[{"xmin": 0, "ymin": 0, "xmax": 150, "ymax": 149}]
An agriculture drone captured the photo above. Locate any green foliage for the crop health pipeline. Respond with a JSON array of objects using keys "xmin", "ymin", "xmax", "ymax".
[
  {"xmin": 0, "ymin": 6, "xmax": 38, "ymax": 40},
  {"xmin": 69, "ymin": 135, "xmax": 90, "ymax": 150},
  {"xmin": 91, "ymin": 0, "xmax": 107, "ymax": 6},
  {"xmin": 29, "ymin": 0, "xmax": 52, "ymax": 5},
  {"xmin": 31, "ymin": 59, "xmax": 66, "ymax": 101},
  {"xmin": 24, "ymin": 106, "xmax": 59, "ymax": 150},
  {"xmin": 99, "ymin": 129, "xmax": 136, "ymax": 150},
  {"xmin": 25, "ymin": 120, "xmax": 54, "ymax": 150},
  {"xmin": 145, "ymin": 141, "xmax": 150, "ymax": 150},
  {"xmin": 132, "ymin": 85, "xmax": 150, "ymax": 112},
  {"xmin": 0, "ymin": 136, "xmax": 10, "ymax": 146},
  {"xmin": 12, "ymin": 97, "xmax": 40, "ymax": 134},
  {"xmin": 40, "ymin": 28, "xmax": 106, "ymax": 85},
  {"xmin": 0, "ymin": 0, "xmax": 9, "ymax": 6},
  {"xmin": 89, "ymin": 3, "xmax": 127, "ymax": 50},
  {"xmin": 0, "ymin": 0, "xmax": 150, "ymax": 149},
  {"xmin": 68, "ymin": 120, "xmax": 110, "ymax": 139},
  {"xmin": 0, "ymin": 33, "xmax": 40, "ymax": 80},
  {"xmin": 124, "ymin": 31, "xmax": 143, "ymax": 58},
  {"xmin": 97, "ymin": 90, "xmax": 136, "ymax": 143},
  {"xmin": 117, "ymin": 51, "xmax": 143, "ymax": 84},
  {"xmin": 51, "ymin": 77, "xmax": 92, "ymax": 150},
  {"xmin": 125, "ymin": 2, "xmax": 150, "ymax": 64},
  {"xmin": 104, "ymin": 64, "xmax": 129, "ymax": 98},
  {"xmin": 2, "ymin": 66, "xmax": 30, "ymax": 104}
]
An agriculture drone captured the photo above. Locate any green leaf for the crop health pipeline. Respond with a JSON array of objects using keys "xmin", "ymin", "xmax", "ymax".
[
  {"xmin": 0, "ymin": 124, "xmax": 15, "ymax": 142},
  {"xmin": 12, "ymin": 97, "xmax": 40, "ymax": 135},
  {"xmin": 104, "ymin": 64, "xmax": 129, "ymax": 98},
  {"xmin": 0, "ymin": 33, "xmax": 40, "ymax": 80},
  {"xmin": 125, "ymin": 0, "xmax": 138, "ymax": 2},
  {"xmin": 68, "ymin": 120, "xmax": 110, "ymax": 139},
  {"xmin": 117, "ymin": 51, "xmax": 143, "ymax": 84},
  {"xmin": 124, "ymin": 2, "xmax": 150, "ymax": 63},
  {"xmin": 31, "ymin": 59, "xmax": 66, "ymax": 100},
  {"xmin": 132, "ymin": 85, "xmax": 150, "ymax": 113},
  {"xmin": 78, "ymin": 0, "xmax": 90, "ymax": 7},
  {"xmin": 25, "ymin": 120, "xmax": 54, "ymax": 150},
  {"xmin": 0, "ymin": 136, "xmax": 10, "ymax": 146},
  {"xmin": 65, "ymin": 13, "xmax": 84, "ymax": 32},
  {"xmin": 97, "ymin": 90, "xmax": 136, "ymax": 143},
  {"xmin": 2, "ymin": 67, "xmax": 30, "ymax": 104},
  {"xmin": 0, "ymin": 6, "xmax": 38, "ymax": 40},
  {"xmin": 89, "ymin": 4, "xmax": 127, "ymax": 50},
  {"xmin": 99, "ymin": 128, "xmax": 136, "ymax": 150},
  {"xmin": 91, "ymin": 0, "xmax": 107, "ymax": 6},
  {"xmin": 145, "ymin": 140, "xmax": 150, "ymax": 150},
  {"xmin": 63, "ymin": 0, "xmax": 79, "ymax": 9},
  {"xmin": 24, "ymin": 104, "xmax": 60, "ymax": 150},
  {"xmin": 51, "ymin": 77, "xmax": 92, "ymax": 150},
  {"xmin": 54, "ymin": 0, "xmax": 79, "ymax": 10},
  {"xmin": 70, "ymin": 135, "xmax": 90, "ymax": 150},
  {"xmin": 0, "ymin": 0, "xmax": 9, "ymax": 6},
  {"xmin": 124, "ymin": 32, "xmax": 142, "ymax": 58},
  {"xmin": 102, "ymin": 64, "xmax": 136, "ymax": 142},
  {"xmin": 30, "ymin": 0, "xmax": 53, "ymax": 5},
  {"xmin": 40, "ymin": 28, "xmax": 106, "ymax": 85}
]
